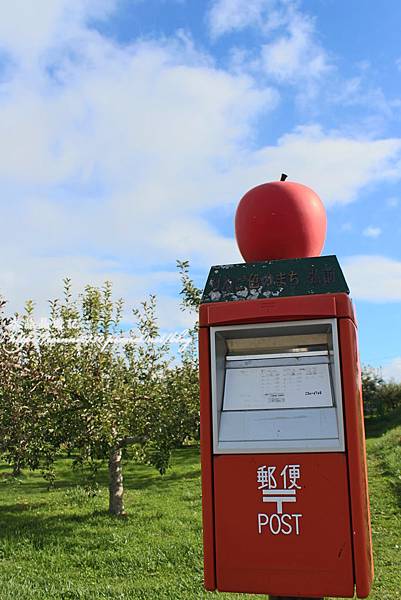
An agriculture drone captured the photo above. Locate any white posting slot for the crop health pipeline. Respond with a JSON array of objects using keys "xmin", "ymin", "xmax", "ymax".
[{"xmin": 210, "ymin": 320, "xmax": 345, "ymax": 454}]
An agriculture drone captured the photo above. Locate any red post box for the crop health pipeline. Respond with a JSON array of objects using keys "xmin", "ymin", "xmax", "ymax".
[{"xmin": 199, "ymin": 256, "xmax": 373, "ymax": 598}]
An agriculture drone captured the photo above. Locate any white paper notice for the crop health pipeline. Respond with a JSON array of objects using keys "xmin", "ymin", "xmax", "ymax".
[{"xmin": 223, "ymin": 363, "xmax": 333, "ymax": 411}]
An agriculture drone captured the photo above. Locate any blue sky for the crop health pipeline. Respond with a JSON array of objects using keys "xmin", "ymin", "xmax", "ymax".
[{"xmin": 0, "ymin": 0, "xmax": 400, "ymax": 378}]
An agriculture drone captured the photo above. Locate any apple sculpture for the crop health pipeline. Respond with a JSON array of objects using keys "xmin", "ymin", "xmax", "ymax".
[{"xmin": 235, "ymin": 174, "xmax": 327, "ymax": 262}]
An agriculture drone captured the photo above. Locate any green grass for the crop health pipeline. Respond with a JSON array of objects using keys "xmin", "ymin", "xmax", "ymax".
[
  {"xmin": 362, "ymin": 409, "xmax": 401, "ymax": 600},
  {"xmin": 1, "ymin": 412, "xmax": 400, "ymax": 600}
]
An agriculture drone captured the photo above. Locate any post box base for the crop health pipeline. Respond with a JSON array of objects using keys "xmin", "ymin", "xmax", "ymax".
[
  {"xmin": 269, "ymin": 597, "xmax": 324, "ymax": 600},
  {"xmin": 213, "ymin": 453, "xmax": 354, "ymax": 597}
]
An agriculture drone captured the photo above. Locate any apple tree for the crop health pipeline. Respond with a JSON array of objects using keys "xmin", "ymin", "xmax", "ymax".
[
  {"xmin": 0, "ymin": 298, "xmax": 65, "ymax": 482},
  {"xmin": 0, "ymin": 266, "xmax": 202, "ymax": 516}
]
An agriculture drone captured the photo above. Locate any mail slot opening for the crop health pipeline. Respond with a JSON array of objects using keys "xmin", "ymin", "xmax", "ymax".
[
  {"xmin": 225, "ymin": 331, "xmax": 330, "ymax": 356},
  {"xmin": 210, "ymin": 319, "xmax": 345, "ymax": 454}
]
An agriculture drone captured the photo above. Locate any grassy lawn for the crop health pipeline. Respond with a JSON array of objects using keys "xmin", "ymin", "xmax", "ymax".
[
  {"xmin": 1, "ymin": 413, "xmax": 400, "ymax": 600},
  {"xmin": 362, "ymin": 410, "xmax": 401, "ymax": 600}
]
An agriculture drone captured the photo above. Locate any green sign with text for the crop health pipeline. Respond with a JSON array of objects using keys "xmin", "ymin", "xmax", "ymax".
[{"xmin": 201, "ymin": 255, "xmax": 349, "ymax": 304}]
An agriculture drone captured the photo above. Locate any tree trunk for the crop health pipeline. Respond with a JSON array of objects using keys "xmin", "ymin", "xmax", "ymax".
[
  {"xmin": 12, "ymin": 459, "xmax": 22, "ymax": 477},
  {"xmin": 108, "ymin": 446, "xmax": 125, "ymax": 516}
]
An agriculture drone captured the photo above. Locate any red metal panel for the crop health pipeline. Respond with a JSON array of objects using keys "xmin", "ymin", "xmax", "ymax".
[
  {"xmin": 199, "ymin": 292, "xmax": 372, "ymax": 598},
  {"xmin": 213, "ymin": 453, "xmax": 354, "ymax": 597},
  {"xmin": 339, "ymin": 319, "xmax": 374, "ymax": 598},
  {"xmin": 199, "ymin": 293, "xmax": 355, "ymax": 327},
  {"xmin": 198, "ymin": 326, "xmax": 216, "ymax": 590}
]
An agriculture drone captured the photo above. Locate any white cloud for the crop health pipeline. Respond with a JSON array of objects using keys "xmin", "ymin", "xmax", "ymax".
[
  {"xmin": 1, "ymin": 2, "xmax": 401, "ymax": 326},
  {"xmin": 260, "ymin": 11, "xmax": 330, "ymax": 84},
  {"xmin": 0, "ymin": 252, "xmax": 192, "ymax": 330},
  {"xmin": 207, "ymin": 0, "xmax": 284, "ymax": 38},
  {"xmin": 208, "ymin": 0, "xmax": 400, "ymax": 136},
  {"xmin": 382, "ymin": 357, "xmax": 401, "ymax": 382},
  {"xmin": 0, "ymin": 7, "xmax": 266, "ymax": 318},
  {"xmin": 363, "ymin": 226, "xmax": 382, "ymax": 238},
  {"xmin": 209, "ymin": 0, "xmax": 331, "ymax": 88},
  {"xmin": 387, "ymin": 196, "xmax": 399, "ymax": 208},
  {"xmin": 0, "ymin": 39, "xmax": 275, "ymax": 187},
  {"xmin": 342, "ymin": 255, "xmax": 401, "ymax": 302},
  {"xmin": 153, "ymin": 218, "xmax": 241, "ymax": 266},
  {"xmin": 0, "ymin": 0, "xmax": 116, "ymax": 65},
  {"xmin": 328, "ymin": 75, "xmax": 401, "ymax": 135},
  {"xmin": 235, "ymin": 125, "xmax": 401, "ymax": 206},
  {"xmin": 209, "ymin": 1, "xmax": 400, "ymax": 128}
]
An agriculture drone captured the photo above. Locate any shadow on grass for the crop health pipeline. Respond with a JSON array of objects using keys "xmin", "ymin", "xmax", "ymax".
[
  {"xmin": 0, "ymin": 465, "xmax": 201, "ymax": 497},
  {"xmin": 0, "ymin": 460, "xmax": 88, "ymax": 493},
  {"xmin": 0, "ymin": 507, "xmax": 124, "ymax": 554},
  {"xmin": 391, "ymin": 480, "xmax": 401, "ymax": 509},
  {"xmin": 114, "ymin": 446, "xmax": 201, "ymax": 492},
  {"xmin": 0, "ymin": 501, "xmax": 48, "ymax": 512},
  {"xmin": 0, "ymin": 447, "xmax": 201, "ymax": 494},
  {"xmin": 0, "ymin": 446, "xmax": 202, "ymax": 549},
  {"xmin": 364, "ymin": 408, "xmax": 401, "ymax": 438},
  {"xmin": 124, "ymin": 467, "xmax": 201, "ymax": 492}
]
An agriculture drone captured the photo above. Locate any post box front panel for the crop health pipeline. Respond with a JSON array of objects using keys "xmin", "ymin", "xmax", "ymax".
[
  {"xmin": 211, "ymin": 319, "xmax": 345, "ymax": 453},
  {"xmin": 213, "ymin": 453, "xmax": 354, "ymax": 597}
]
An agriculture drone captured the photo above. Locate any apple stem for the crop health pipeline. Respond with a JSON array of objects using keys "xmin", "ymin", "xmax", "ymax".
[{"xmin": 280, "ymin": 173, "xmax": 288, "ymax": 181}]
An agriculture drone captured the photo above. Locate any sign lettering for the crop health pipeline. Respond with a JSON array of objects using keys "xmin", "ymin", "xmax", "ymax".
[{"xmin": 257, "ymin": 464, "xmax": 303, "ymax": 536}]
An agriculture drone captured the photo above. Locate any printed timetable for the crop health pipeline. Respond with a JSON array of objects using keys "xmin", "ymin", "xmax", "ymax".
[{"xmin": 223, "ymin": 363, "xmax": 333, "ymax": 411}]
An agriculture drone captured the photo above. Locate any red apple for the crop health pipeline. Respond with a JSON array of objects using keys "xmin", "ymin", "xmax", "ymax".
[{"xmin": 235, "ymin": 175, "xmax": 327, "ymax": 262}]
